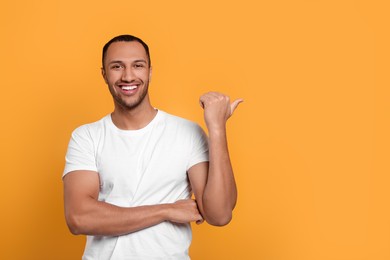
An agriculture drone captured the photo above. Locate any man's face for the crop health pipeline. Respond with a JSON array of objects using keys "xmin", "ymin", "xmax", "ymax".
[{"xmin": 102, "ymin": 41, "xmax": 152, "ymax": 111}]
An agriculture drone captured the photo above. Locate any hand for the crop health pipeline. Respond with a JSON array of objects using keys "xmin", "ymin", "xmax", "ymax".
[
  {"xmin": 168, "ymin": 199, "xmax": 204, "ymax": 224},
  {"xmin": 199, "ymin": 92, "xmax": 243, "ymax": 130}
]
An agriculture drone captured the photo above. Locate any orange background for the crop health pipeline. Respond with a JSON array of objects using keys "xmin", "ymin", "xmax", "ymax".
[{"xmin": 1, "ymin": 0, "xmax": 390, "ymax": 259}]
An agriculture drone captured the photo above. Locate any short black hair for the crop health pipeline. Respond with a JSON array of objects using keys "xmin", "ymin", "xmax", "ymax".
[{"xmin": 102, "ymin": 34, "xmax": 151, "ymax": 68}]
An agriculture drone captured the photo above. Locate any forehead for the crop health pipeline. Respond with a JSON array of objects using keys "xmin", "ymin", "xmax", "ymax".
[{"xmin": 105, "ymin": 41, "xmax": 148, "ymax": 64}]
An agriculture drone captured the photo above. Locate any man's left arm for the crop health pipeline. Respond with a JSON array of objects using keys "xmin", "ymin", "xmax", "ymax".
[{"xmin": 188, "ymin": 92, "xmax": 243, "ymax": 226}]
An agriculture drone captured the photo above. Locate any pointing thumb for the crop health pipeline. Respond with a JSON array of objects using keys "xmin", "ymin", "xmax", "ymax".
[{"xmin": 230, "ymin": 98, "xmax": 244, "ymax": 115}]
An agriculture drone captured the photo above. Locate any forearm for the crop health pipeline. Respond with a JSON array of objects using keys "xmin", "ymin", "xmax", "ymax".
[
  {"xmin": 202, "ymin": 126, "xmax": 237, "ymax": 225},
  {"xmin": 66, "ymin": 199, "xmax": 170, "ymax": 236}
]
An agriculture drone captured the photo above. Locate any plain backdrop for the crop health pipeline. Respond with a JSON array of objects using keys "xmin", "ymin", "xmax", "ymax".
[{"xmin": 1, "ymin": 0, "xmax": 389, "ymax": 259}]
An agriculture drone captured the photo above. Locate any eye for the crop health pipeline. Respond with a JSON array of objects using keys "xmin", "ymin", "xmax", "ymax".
[
  {"xmin": 110, "ymin": 64, "xmax": 123, "ymax": 70},
  {"xmin": 134, "ymin": 63, "xmax": 145, "ymax": 69}
]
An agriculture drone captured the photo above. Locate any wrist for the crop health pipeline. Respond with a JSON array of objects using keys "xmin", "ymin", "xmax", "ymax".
[
  {"xmin": 160, "ymin": 203, "xmax": 173, "ymax": 222},
  {"xmin": 207, "ymin": 125, "xmax": 226, "ymax": 136}
]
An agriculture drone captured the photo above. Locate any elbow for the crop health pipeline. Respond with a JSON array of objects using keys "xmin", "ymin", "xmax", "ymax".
[
  {"xmin": 206, "ymin": 212, "xmax": 233, "ymax": 227},
  {"xmin": 65, "ymin": 213, "xmax": 85, "ymax": 235}
]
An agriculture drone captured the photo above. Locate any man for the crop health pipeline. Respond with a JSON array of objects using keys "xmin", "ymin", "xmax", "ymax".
[{"xmin": 63, "ymin": 34, "xmax": 242, "ymax": 259}]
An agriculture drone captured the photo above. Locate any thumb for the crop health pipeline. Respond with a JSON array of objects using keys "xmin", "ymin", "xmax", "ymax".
[
  {"xmin": 196, "ymin": 218, "xmax": 204, "ymax": 225},
  {"xmin": 230, "ymin": 98, "xmax": 244, "ymax": 115}
]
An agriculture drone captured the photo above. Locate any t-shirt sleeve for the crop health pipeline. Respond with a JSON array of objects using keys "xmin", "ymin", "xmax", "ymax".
[
  {"xmin": 187, "ymin": 124, "xmax": 209, "ymax": 170},
  {"xmin": 63, "ymin": 126, "xmax": 97, "ymax": 178}
]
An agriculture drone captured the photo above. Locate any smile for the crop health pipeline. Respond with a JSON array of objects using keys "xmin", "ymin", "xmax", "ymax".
[{"xmin": 121, "ymin": 86, "xmax": 138, "ymax": 91}]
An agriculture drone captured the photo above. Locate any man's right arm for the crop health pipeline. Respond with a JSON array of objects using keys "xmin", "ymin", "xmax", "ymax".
[{"xmin": 63, "ymin": 170, "xmax": 202, "ymax": 236}]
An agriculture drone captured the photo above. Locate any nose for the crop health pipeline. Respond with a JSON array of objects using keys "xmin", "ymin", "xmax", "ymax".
[{"xmin": 121, "ymin": 67, "xmax": 135, "ymax": 82}]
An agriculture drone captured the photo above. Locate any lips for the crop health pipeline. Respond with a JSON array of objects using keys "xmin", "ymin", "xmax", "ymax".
[
  {"xmin": 117, "ymin": 83, "xmax": 139, "ymax": 95},
  {"xmin": 121, "ymin": 85, "xmax": 137, "ymax": 91}
]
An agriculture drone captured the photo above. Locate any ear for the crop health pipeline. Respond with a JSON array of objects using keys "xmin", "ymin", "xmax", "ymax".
[
  {"xmin": 149, "ymin": 66, "xmax": 153, "ymax": 83},
  {"xmin": 101, "ymin": 67, "xmax": 108, "ymax": 84}
]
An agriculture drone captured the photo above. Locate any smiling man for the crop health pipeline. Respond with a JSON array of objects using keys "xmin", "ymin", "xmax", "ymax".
[{"xmin": 63, "ymin": 35, "xmax": 242, "ymax": 260}]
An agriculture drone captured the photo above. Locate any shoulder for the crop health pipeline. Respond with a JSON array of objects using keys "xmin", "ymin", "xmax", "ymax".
[
  {"xmin": 158, "ymin": 111, "xmax": 207, "ymax": 143},
  {"xmin": 71, "ymin": 115, "xmax": 109, "ymax": 140},
  {"xmin": 159, "ymin": 110, "xmax": 201, "ymax": 131}
]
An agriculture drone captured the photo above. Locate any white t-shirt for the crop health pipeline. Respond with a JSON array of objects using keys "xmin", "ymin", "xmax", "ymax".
[{"xmin": 63, "ymin": 110, "xmax": 209, "ymax": 260}]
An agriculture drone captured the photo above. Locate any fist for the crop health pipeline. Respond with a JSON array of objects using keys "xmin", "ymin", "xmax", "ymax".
[
  {"xmin": 199, "ymin": 92, "xmax": 243, "ymax": 130},
  {"xmin": 169, "ymin": 199, "xmax": 203, "ymax": 224}
]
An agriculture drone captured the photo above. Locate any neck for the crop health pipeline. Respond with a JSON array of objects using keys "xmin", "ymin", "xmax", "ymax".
[{"xmin": 111, "ymin": 99, "xmax": 157, "ymax": 130}]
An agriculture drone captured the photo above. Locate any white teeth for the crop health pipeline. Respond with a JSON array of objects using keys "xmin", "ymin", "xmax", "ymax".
[{"xmin": 121, "ymin": 86, "xmax": 137, "ymax": 91}]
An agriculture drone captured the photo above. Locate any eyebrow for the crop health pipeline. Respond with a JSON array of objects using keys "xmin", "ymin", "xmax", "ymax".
[{"xmin": 108, "ymin": 59, "xmax": 147, "ymax": 65}]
